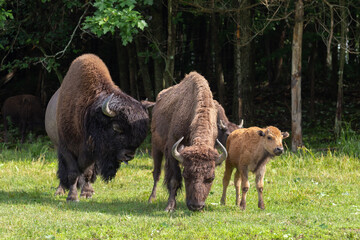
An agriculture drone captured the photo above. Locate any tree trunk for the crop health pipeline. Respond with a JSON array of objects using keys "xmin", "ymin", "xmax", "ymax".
[
  {"xmin": 135, "ymin": 37, "xmax": 154, "ymax": 100},
  {"xmin": 291, "ymin": 0, "xmax": 304, "ymax": 152},
  {"xmin": 163, "ymin": 0, "xmax": 178, "ymax": 87},
  {"xmin": 127, "ymin": 43, "xmax": 138, "ymax": 98},
  {"xmin": 334, "ymin": 0, "xmax": 346, "ymax": 139},
  {"xmin": 115, "ymin": 39, "xmax": 130, "ymax": 94},
  {"xmin": 151, "ymin": 1, "xmax": 165, "ymax": 95},
  {"xmin": 211, "ymin": 1, "xmax": 225, "ymax": 105},
  {"xmin": 233, "ymin": 0, "xmax": 253, "ymax": 125},
  {"xmin": 308, "ymin": 41, "xmax": 317, "ymax": 118}
]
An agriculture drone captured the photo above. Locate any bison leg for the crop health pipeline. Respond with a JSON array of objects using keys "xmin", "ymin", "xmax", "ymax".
[
  {"xmin": 239, "ymin": 168, "xmax": 249, "ymax": 210},
  {"xmin": 80, "ymin": 164, "xmax": 96, "ymax": 199},
  {"xmin": 255, "ymin": 166, "xmax": 266, "ymax": 210},
  {"xmin": 164, "ymin": 158, "xmax": 182, "ymax": 212},
  {"xmin": 220, "ymin": 161, "xmax": 234, "ymax": 205},
  {"xmin": 148, "ymin": 148, "xmax": 163, "ymax": 203},
  {"xmin": 58, "ymin": 149, "xmax": 81, "ymax": 202},
  {"xmin": 80, "ymin": 182, "xmax": 95, "ymax": 198},
  {"xmin": 54, "ymin": 183, "xmax": 66, "ymax": 196}
]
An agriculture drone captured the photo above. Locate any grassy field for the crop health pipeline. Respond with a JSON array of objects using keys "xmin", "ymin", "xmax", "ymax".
[{"xmin": 0, "ymin": 136, "xmax": 359, "ymax": 239}]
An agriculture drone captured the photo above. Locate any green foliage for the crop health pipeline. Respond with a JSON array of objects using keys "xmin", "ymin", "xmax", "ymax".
[
  {"xmin": 83, "ymin": 0, "xmax": 151, "ymax": 46},
  {"xmin": 0, "ymin": 0, "xmax": 13, "ymax": 30}
]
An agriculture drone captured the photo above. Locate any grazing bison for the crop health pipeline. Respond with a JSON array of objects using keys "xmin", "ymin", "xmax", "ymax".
[
  {"xmin": 220, "ymin": 126, "xmax": 289, "ymax": 210},
  {"xmin": 56, "ymin": 53, "xmax": 153, "ymax": 202},
  {"xmin": 148, "ymin": 71, "xmax": 227, "ymax": 211},
  {"xmin": 2, "ymin": 94, "xmax": 44, "ymax": 143},
  {"xmin": 214, "ymin": 100, "xmax": 243, "ymax": 146},
  {"xmin": 45, "ymin": 89, "xmax": 60, "ymax": 148}
]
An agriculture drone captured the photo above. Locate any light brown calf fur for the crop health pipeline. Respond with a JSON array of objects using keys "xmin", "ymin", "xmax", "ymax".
[{"xmin": 220, "ymin": 126, "xmax": 289, "ymax": 210}]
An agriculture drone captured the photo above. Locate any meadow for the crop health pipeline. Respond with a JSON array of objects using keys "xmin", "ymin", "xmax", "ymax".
[{"xmin": 0, "ymin": 133, "xmax": 359, "ymax": 240}]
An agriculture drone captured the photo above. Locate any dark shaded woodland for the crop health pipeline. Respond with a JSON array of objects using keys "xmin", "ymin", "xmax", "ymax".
[{"xmin": 1, "ymin": 0, "xmax": 360, "ymax": 150}]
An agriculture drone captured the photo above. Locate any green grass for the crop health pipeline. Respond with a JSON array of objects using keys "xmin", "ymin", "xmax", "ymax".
[{"xmin": 0, "ymin": 137, "xmax": 359, "ymax": 239}]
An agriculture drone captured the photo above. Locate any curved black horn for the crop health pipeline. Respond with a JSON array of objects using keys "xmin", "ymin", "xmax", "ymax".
[
  {"xmin": 102, "ymin": 93, "xmax": 116, "ymax": 117},
  {"xmin": 172, "ymin": 136, "xmax": 184, "ymax": 163},
  {"xmin": 215, "ymin": 139, "xmax": 227, "ymax": 165}
]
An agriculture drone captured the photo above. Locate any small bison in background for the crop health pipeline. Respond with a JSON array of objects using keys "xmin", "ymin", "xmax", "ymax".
[
  {"xmin": 220, "ymin": 126, "xmax": 289, "ymax": 210},
  {"xmin": 2, "ymin": 94, "xmax": 44, "ymax": 143},
  {"xmin": 214, "ymin": 100, "xmax": 243, "ymax": 146}
]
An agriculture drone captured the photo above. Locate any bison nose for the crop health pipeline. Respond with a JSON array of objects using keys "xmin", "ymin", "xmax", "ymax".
[
  {"xmin": 187, "ymin": 200, "xmax": 205, "ymax": 211},
  {"xmin": 119, "ymin": 150, "xmax": 135, "ymax": 161},
  {"xmin": 274, "ymin": 147, "xmax": 284, "ymax": 155},
  {"xmin": 124, "ymin": 151, "xmax": 135, "ymax": 160}
]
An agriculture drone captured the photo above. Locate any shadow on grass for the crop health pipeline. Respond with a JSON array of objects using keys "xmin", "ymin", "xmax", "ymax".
[{"xmin": 0, "ymin": 189, "xmax": 196, "ymax": 217}]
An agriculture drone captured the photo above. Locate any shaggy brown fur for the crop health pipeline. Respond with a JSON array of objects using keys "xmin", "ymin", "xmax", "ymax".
[
  {"xmin": 45, "ymin": 89, "xmax": 59, "ymax": 149},
  {"xmin": 56, "ymin": 54, "xmax": 151, "ymax": 202},
  {"xmin": 2, "ymin": 94, "xmax": 44, "ymax": 143},
  {"xmin": 220, "ymin": 126, "xmax": 289, "ymax": 210},
  {"xmin": 148, "ymin": 71, "xmax": 225, "ymax": 211}
]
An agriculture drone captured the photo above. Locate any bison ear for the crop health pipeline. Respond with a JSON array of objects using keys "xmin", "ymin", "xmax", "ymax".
[
  {"xmin": 282, "ymin": 131, "xmax": 290, "ymax": 139},
  {"xmin": 258, "ymin": 130, "xmax": 265, "ymax": 137},
  {"xmin": 141, "ymin": 100, "xmax": 155, "ymax": 109}
]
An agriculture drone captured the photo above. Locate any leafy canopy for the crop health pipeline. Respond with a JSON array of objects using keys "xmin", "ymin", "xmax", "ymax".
[{"xmin": 83, "ymin": 0, "xmax": 152, "ymax": 46}]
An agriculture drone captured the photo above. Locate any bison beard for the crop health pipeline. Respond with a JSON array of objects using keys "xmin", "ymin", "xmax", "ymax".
[{"xmin": 56, "ymin": 54, "xmax": 151, "ymax": 202}]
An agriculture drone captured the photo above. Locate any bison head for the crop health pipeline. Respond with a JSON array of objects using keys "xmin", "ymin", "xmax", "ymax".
[
  {"xmin": 85, "ymin": 93, "xmax": 151, "ymax": 181},
  {"xmin": 217, "ymin": 119, "xmax": 243, "ymax": 146},
  {"xmin": 258, "ymin": 126, "xmax": 289, "ymax": 156},
  {"xmin": 171, "ymin": 137, "xmax": 227, "ymax": 211}
]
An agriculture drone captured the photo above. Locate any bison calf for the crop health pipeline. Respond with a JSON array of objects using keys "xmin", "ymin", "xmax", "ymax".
[{"xmin": 220, "ymin": 126, "xmax": 289, "ymax": 210}]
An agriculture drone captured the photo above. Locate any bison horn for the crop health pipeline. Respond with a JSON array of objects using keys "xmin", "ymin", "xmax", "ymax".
[
  {"xmin": 238, "ymin": 119, "xmax": 244, "ymax": 128},
  {"xmin": 215, "ymin": 139, "xmax": 227, "ymax": 165},
  {"xmin": 172, "ymin": 136, "xmax": 185, "ymax": 163},
  {"xmin": 219, "ymin": 120, "xmax": 227, "ymax": 130},
  {"xmin": 102, "ymin": 93, "xmax": 116, "ymax": 117}
]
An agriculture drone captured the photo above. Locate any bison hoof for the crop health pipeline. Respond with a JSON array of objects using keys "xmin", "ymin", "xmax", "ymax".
[
  {"xmin": 258, "ymin": 202, "xmax": 265, "ymax": 210},
  {"xmin": 66, "ymin": 194, "xmax": 79, "ymax": 202},
  {"xmin": 54, "ymin": 188, "xmax": 65, "ymax": 196},
  {"xmin": 148, "ymin": 195, "xmax": 155, "ymax": 203},
  {"xmin": 80, "ymin": 191, "xmax": 94, "ymax": 199},
  {"xmin": 240, "ymin": 201, "xmax": 246, "ymax": 211},
  {"xmin": 220, "ymin": 198, "xmax": 226, "ymax": 205},
  {"xmin": 165, "ymin": 201, "xmax": 176, "ymax": 212}
]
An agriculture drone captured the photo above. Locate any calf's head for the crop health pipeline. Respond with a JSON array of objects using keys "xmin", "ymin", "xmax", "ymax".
[
  {"xmin": 172, "ymin": 137, "xmax": 227, "ymax": 211},
  {"xmin": 258, "ymin": 126, "xmax": 289, "ymax": 156}
]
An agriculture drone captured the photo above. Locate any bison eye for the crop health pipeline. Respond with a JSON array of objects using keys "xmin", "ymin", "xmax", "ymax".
[
  {"xmin": 204, "ymin": 176, "xmax": 215, "ymax": 183},
  {"xmin": 112, "ymin": 123, "xmax": 123, "ymax": 134},
  {"xmin": 267, "ymin": 136, "xmax": 273, "ymax": 140}
]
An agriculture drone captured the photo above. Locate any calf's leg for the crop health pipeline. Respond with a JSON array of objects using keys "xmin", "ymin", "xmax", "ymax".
[
  {"xmin": 255, "ymin": 166, "xmax": 266, "ymax": 210},
  {"xmin": 220, "ymin": 161, "xmax": 234, "ymax": 205},
  {"xmin": 239, "ymin": 167, "xmax": 249, "ymax": 210}
]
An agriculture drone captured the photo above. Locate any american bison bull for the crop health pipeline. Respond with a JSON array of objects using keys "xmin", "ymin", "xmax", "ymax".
[
  {"xmin": 220, "ymin": 126, "xmax": 289, "ymax": 210},
  {"xmin": 56, "ymin": 53, "xmax": 153, "ymax": 202},
  {"xmin": 148, "ymin": 71, "xmax": 227, "ymax": 211},
  {"xmin": 2, "ymin": 94, "xmax": 44, "ymax": 143}
]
